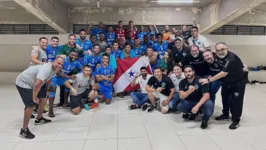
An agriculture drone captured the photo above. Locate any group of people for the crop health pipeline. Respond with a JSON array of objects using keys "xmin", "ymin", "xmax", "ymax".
[{"xmin": 15, "ymin": 21, "xmax": 248, "ymax": 140}]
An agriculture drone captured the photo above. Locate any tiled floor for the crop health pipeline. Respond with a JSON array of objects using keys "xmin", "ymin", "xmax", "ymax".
[{"xmin": 1, "ymin": 84, "xmax": 266, "ymax": 150}]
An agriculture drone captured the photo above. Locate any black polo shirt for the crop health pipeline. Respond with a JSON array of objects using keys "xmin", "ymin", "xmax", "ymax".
[
  {"xmin": 168, "ymin": 41, "xmax": 175, "ymax": 50},
  {"xmin": 182, "ymin": 30, "xmax": 191, "ymax": 42},
  {"xmin": 147, "ymin": 75, "xmax": 175, "ymax": 96},
  {"xmin": 172, "ymin": 46, "xmax": 190, "ymax": 64},
  {"xmin": 208, "ymin": 53, "xmax": 224, "ymax": 76},
  {"xmin": 182, "ymin": 52, "xmax": 211, "ymax": 77},
  {"xmin": 179, "ymin": 75, "xmax": 210, "ymax": 102},
  {"xmin": 217, "ymin": 51, "xmax": 248, "ymax": 85}
]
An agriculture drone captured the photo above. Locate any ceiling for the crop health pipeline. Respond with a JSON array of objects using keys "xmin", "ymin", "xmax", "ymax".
[{"xmin": 60, "ymin": 0, "xmax": 213, "ymax": 8}]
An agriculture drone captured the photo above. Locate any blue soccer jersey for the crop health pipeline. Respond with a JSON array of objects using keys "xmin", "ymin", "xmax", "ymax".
[
  {"xmin": 46, "ymin": 45, "xmax": 61, "ymax": 62},
  {"xmin": 83, "ymin": 54, "xmax": 101, "ymax": 71},
  {"xmin": 137, "ymin": 32, "xmax": 147, "ymax": 42},
  {"xmin": 111, "ymin": 49, "xmax": 122, "ymax": 59},
  {"xmin": 153, "ymin": 41, "xmax": 169, "ymax": 61},
  {"xmin": 132, "ymin": 44, "xmax": 147, "ymax": 57},
  {"xmin": 61, "ymin": 56, "xmax": 83, "ymax": 75},
  {"xmin": 105, "ymin": 32, "xmax": 116, "ymax": 46},
  {"xmin": 76, "ymin": 38, "xmax": 93, "ymax": 62},
  {"xmin": 91, "ymin": 28, "xmax": 105, "ymax": 40},
  {"xmin": 97, "ymin": 64, "xmax": 115, "ymax": 87}
]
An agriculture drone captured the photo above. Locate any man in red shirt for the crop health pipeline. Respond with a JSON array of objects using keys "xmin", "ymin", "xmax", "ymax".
[
  {"xmin": 126, "ymin": 21, "xmax": 137, "ymax": 40},
  {"xmin": 115, "ymin": 20, "xmax": 125, "ymax": 40}
]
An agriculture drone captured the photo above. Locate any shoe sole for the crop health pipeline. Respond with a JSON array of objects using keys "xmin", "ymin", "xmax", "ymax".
[
  {"xmin": 19, "ymin": 134, "xmax": 35, "ymax": 139},
  {"xmin": 34, "ymin": 121, "xmax": 52, "ymax": 125}
]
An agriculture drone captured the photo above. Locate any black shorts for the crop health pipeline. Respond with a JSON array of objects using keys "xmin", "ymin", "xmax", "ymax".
[
  {"xmin": 16, "ymin": 84, "xmax": 46, "ymax": 108},
  {"xmin": 70, "ymin": 89, "xmax": 91, "ymax": 109}
]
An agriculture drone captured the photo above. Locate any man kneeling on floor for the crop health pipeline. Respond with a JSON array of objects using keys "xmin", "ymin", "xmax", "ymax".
[
  {"xmin": 129, "ymin": 66, "xmax": 152, "ymax": 110},
  {"xmin": 64, "ymin": 65, "xmax": 98, "ymax": 115},
  {"xmin": 177, "ymin": 65, "xmax": 214, "ymax": 129},
  {"xmin": 143, "ymin": 67, "xmax": 175, "ymax": 113}
]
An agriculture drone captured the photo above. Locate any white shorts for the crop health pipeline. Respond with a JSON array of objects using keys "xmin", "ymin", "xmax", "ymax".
[{"xmin": 152, "ymin": 92, "xmax": 169, "ymax": 112}]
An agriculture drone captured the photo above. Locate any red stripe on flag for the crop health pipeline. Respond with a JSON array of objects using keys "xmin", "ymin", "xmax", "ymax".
[{"xmin": 113, "ymin": 58, "xmax": 139, "ymax": 84}]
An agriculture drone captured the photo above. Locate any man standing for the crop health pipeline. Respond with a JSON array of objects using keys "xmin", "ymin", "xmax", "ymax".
[
  {"xmin": 200, "ymin": 42, "xmax": 248, "ymax": 129},
  {"xmin": 178, "ymin": 65, "xmax": 214, "ymax": 129},
  {"xmin": 153, "ymin": 33, "xmax": 169, "ymax": 64},
  {"xmin": 64, "ymin": 65, "xmax": 98, "ymax": 115},
  {"xmin": 76, "ymin": 29, "xmax": 93, "ymax": 62},
  {"xmin": 136, "ymin": 26, "xmax": 147, "ymax": 42},
  {"xmin": 182, "ymin": 25, "xmax": 191, "ymax": 43},
  {"xmin": 16, "ymin": 57, "xmax": 64, "ymax": 139},
  {"xmin": 105, "ymin": 26, "xmax": 116, "ymax": 46},
  {"xmin": 163, "ymin": 25, "xmax": 171, "ymax": 42},
  {"xmin": 57, "ymin": 34, "xmax": 79, "ymax": 56},
  {"xmin": 126, "ymin": 21, "xmax": 137, "ymax": 40},
  {"xmin": 88, "ymin": 22, "xmax": 105, "ymax": 40},
  {"xmin": 143, "ymin": 67, "xmax": 175, "ymax": 114},
  {"xmin": 48, "ymin": 50, "xmax": 83, "ymax": 117},
  {"xmin": 147, "ymin": 25, "xmax": 158, "ymax": 37},
  {"xmin": 129, "ymin": 67, "xmax": 152, "ymax": 110},
  {"xmin": 30, "ymin": 37, "xmax": 48, "ymax": 66},
  {"xmin": 132, "ymin": 37, "xmax": 147, "ymax": 57},
  {"xmin": 94, "ymin": 54, "xmax": 115, "ymax": 105},
  {"xmin": 46, "ymin": 36, "xmax": 61, "ymax": 63},
  {"xmin": 83, "ymin": 44, "xmax": 102, "ymax": 77},
  {"xmin": 182, "ymin": 45, "xmax": 211, "ymax": 77},
  {"xmin": 115, "ymin": 21, "xmax": 126, "ymax": 39},
  {"xmin": 188, "ymin": 26, "xmax": 210, "ymax": 52},
  {"xmin": 171, "ymin": 38, "xmax": 190, "ymax": 65},
  {"xmin": 95, "ymin": 32, "xmax": 108, "ymax": 53},
  {"xmin": 111, "ymin": 41, "xmax": 122, "ymax": 59}
]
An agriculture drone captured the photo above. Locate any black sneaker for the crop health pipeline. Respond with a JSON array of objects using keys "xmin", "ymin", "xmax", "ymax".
[
  {"xmin": 215, "ymin": 114, "xmax": 230, "ymax": 121},
  {"xmin": 31, "ymin": 114, "xmax": 35, "ymax": 119},
  {"xmin": 182, "ymin": 113, "xmax": 189, "ymax": 119},
  {"xmin": 147, "ymin": 106, "xmax": 155, "ymax": 112},
  {"xmin": 201, "ymin": 120, "xmax": 208, "ymax": 129},
  {"xmin": 188, "ymin": 114, "xmax": 196, "ymax": 120},
  {"xmin": 129, "ymin": 104, "xmax": 138, "ymax": 110},
  {"xmin": 20, "ymin": 128, "xmax": 35, "ymax": 139},
  {"xmin": 35, "ymin": 117, "xmax": 52, "ymax": 125},
  {"xmin": 229, "ymin": 121, "xmax": 240, "ymax": 130},
  {"xmin": 141, "ymin": 103, "xmax": 148, "ymax": 111}
]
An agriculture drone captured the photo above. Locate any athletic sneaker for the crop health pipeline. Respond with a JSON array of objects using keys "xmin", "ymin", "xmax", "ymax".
[
  {"xmin": 229, "ymin": 121, "xmax": 240, "ymax": 130},
  {"xmin": 90, "ymin": 102, "xmax": 99, "ymax": 109},
  {"xmin": 215, "ymin": 114, "xmax": 230, "ymax": 121},
  {"xmin": 188, "ymin": 114, "xmax": 196, "ymax": 120},
  {"xmin": 147, "ymin": 105, "xmax": 155, "ymax": 112},
  {"xmin": 20, "ymin": 128, "xmax": 35, "ymax": 139},
  {"xmin": 182, "ymin": 113, "xmax": 189, "ymax": 119},
  {"xmin": 31, "ymin": 114, "xmax": 35, "ymax": 119},
  {"xmin": 35, "ymin": 117, "xmax": 51, "ymax": 125},
  {"xmin": 141, "ymin": 103, "xmax": 149, "ymax": 111},
  {"xmin": 129, "ymin": 104, "xmax": 138, "ymax": 110},
  {"xmin": 201, "ymin": 120, "xmax": 208, "ymax": 129}
]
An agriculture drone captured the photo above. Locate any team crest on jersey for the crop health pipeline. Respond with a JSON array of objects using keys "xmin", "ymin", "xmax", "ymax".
[
  {"xmin": 161, "ymin": 82, "xmax": 166, "ymax": 88},
  {"xmin": 182, "ymin": 52, "xmax": 187, "ymax": 57},
  {"xmin": 197, "ymin": 42, "xmax": 201, "ymax": 45}
]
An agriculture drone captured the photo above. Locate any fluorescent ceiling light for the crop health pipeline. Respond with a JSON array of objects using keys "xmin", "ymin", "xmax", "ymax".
[{"xmin": 151, "ymin": 0, "xmax": 200, "ymax": 3}]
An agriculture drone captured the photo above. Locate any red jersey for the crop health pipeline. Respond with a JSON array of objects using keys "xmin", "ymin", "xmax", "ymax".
[
  {"xmin": 115, "ymin": 27, "xmax": 125, "ymax": 39},
  {"xmin": 126, "ymin": 27, "xmax": 137, "ymax": 40}
]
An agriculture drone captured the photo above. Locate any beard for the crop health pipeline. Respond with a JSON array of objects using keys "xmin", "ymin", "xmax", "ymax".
[
  {"xmin": 141, "ymin": 74, "xmax": 147, "ymax": 78},
  {"xmin": 80, "ymin": 36, "xmax": 86, "ymax": 40},
  {"xmin": 186, "ymin": 74, "xmax": 194, "ymax": 79}
]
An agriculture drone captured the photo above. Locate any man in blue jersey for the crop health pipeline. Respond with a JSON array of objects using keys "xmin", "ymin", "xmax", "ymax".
[
  {"xmin": 141, "ymin": 34, "xmax": 153, "ymax": 48},
  {"xmin": 132, "ymin": 37, "xmax": 146, "ymax": 57},
  {"xmin": 48, "ymin": 50, "xmax": 83, "ymax": 117},
  {"xmin": 105, "ymin": 26, "xmax": 116, "ymax": 46},
  {"xmin": 147, "ymin": 25, "xmax": 158, "ymax": 37},
  {"xmin": 94, "ymin": 53, "xmax": 115, "ymax": 104},
  {"xmin": 76, "ymin": 29, "xmax": 93, "ymax": 63},
  {"xmin": 153, "ymin": 33, "xmax": 169, "ymax": 64},
  {"xmin": 111, "ymin": 41, "xmax": 122, "ymax": 59},
  {"xmin": 46, "ymin": 36, "xmax": 61, "ymax": 63},
  {"xmin": 88, "ymin": 22, "xmax": 105, "ymax": 40},
  {"xmin": 137, "ymin": 26, "xmax": 147, "ymax": 42},
  {"xmin": 83, "ymin": 44, "xmax": 101, "ymax": 77}
]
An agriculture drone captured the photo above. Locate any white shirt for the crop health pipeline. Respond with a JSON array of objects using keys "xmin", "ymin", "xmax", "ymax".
[
  {"xmin": 188, "ymin": 34, "xmax": 210, "ymax": 51},
  {"xmin": 169, "ymin": 74, "xmax": 184, "ymax": 92},
  {"xmin": 135, "ymin": 74, "xmax": 152, "ymax": 93}
]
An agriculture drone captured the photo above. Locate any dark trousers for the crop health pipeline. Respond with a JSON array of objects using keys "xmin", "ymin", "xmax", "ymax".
[
  {"xmin": 221, "ymin": 83, "xmax": 246, "ymax": 122},
  {"xmin": 59, "ymin": 86, "xmax": 65, "ymax": 105}
]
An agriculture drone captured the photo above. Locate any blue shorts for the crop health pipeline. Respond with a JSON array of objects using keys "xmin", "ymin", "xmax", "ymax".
[
  {"xmin": 98, "ymin": 83, "xmax": 112, "ymax": 100},
  {"xmin": 49, "ymin": 77, "xmax": 69, "ymax": 98}
]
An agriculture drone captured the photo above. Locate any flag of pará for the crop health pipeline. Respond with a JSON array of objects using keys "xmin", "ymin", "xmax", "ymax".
[{"xmin": 113, "ymin": 56, "xmax": 152, "ymax": 93}]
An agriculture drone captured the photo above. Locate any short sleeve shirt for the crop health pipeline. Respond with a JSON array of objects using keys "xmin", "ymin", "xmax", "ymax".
[
  {"xmin": 96, "ymin": 64, "xmax": 115, "ymax": 87},
  {"xmin": 30, "ymin": 46, "xmax": 47, "ymax": 66},
  {"xmin": 179, "ymin": 75, "xmax": 209, "ymax": 102},
  {"xmin": 147, "ymin": 75, "xmax": 175, "ymax": 96},
  {"xmin": 135, "ymin": 74, "xmax": 152, "ymax": 93},
  {"xmin": 69, "ymin": 73, "xmax": 95, "ymax": 95},
  {"xmin": 188, "ymin": 35, "xmax": 210, "ymax": 51},
  {"xmin": 169, "ymin": 74, "xmax": 184, "ymax": 92}
]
